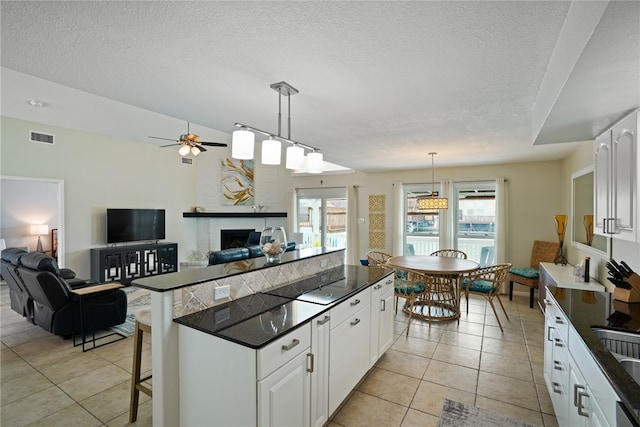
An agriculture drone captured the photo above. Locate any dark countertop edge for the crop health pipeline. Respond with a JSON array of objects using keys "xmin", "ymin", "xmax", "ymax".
[
  {"xmin": 131, "ymin": 247, "xmax": 345, "ymax": 292},
  {"xmin": 183, "ymin": 212, "xmax": 287, "ymax": 218},
  {"xmin": 548, "ymin": 290, "xmax": 640, "ymax": 422},
  {"xmin": 173, "ymin": 267, "xmax": 394, "ymax": 349}
]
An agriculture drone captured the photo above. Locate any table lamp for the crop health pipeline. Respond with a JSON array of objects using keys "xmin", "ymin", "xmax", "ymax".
[{"xmin": 31, "ymin": 224, "xmax": 49, "ymax": 253}]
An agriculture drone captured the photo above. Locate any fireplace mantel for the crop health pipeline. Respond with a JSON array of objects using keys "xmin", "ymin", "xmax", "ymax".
[{"xmin": 183, "ymin": 212, "xmax": 287, "ymax": 218}]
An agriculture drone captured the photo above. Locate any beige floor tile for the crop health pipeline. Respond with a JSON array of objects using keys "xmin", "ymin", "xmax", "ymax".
[
  {"xmin": 0, "ymin": 347, "xmax": 20, "ymax": 364},
  {"xmin": 81, "ymin": 376, "xmax": 151, "ymax": 423},
  {"xmin": 477, "ymin": 370, "xmax": 539, "ymax": 410},
  {"xmin": 528, "ymin": 342, "xmax": 545, "ymax": 364},
  {"xmin": 27, "ymin": 403, "xmax": 103, "ymax": 427},
  {"xmin": 432, "ymin": 342, "xmax": 480, "ymax": 369},
  {"xmin": 93, "ymin": 336, "xmax": 136, "ymax": 362},
  {"xmin": 475, "ymin": 395, "xmax": 544, "ymax": 426},
  {"xmin": 1, "ymin": 357, "xmax": 36, "ymax": 383},
  {"xmin": 375, "ymin": 349, "xmax": 429, "ymax": 379},
  {"xmin": 406, "ymin": 322, "xmax": 447, "ymax": 342},
  {"xmin": 480, "ymin": 352, "xmax": 533, "ymax": 382},
  {"xmin": 400, "ymin": 408, "xmax": 439, "ymax": 427},
  {"xmin": 357, "ymin": 367, "xmax": 420, "ymax": 406},
  {"xmin": 542, "ymin": 412, "xmax": 560, "ymax": 427},
  {"xmin": 0, "ymin": 317, "xmax": 37, "ymax": 336},
  {"xmin": 1, "ymin": 371, "xmax": 54, "ymax": 405},
  {"xmin": 394, "ymin": 320, "xmax": 408, "ymax": 336},
  {"xmin": 1, "ymin": 326, "xmax": 57, "ymax": 348},
  {"xmin": 450, "ymin": 320, "xmax": 485, "ymax": 336},
  {"xmin": 0, "ymin": 385, "xmax": 75, "ymax": 427},
  {"xmin": 332, "ymin": 390, "xmax": 407, "ymax": 427},
  {"xmin": 106, "ymin": 398, "xmax": 153, "ymax": 427},
  {"xmin": 458, "ymin": 310, "xmax": 485, "ymax": 325},
  {"xmin": 391, "ymin": 335, "xmax": 438, "ymax": 358},
  {"xmin": 112, "ymin": 347, "xmax": 152, "ymax": 374},
  {"xmin": 423, "ymin": 359, "xmax": 478, "ymax": 393},
  {"xmin": 484, "ymin": 324, "xmax": 525, "ymax": 344},
  {"xmin": 439, "ymin": 330, "xmax": 483, "ymax": 351},
  {"xmin": 536, "ymin": 382, "xmax": 555, "ymax": 415},
  {"xmin": 58, "ymin": 364, "xmax": 130, "ymax": 401},
  {"xmin": 531, "ymin": 361, "xmax": 545, "ymax": 385},
  {"xmin": 410, "ymin": 380, "xmax": 475, "ymax": 416},
  {"xmin": 482, "ymin": 336, "xmax": 530, "ymax": 360},
  {"xmin": 38, "ymin": 350, "xmax": 111, "ymax": 384}
]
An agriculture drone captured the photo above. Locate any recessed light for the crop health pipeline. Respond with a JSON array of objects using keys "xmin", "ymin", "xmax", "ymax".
[{"xmin": 28, "ymin": 100, "xmax": 45, "ymax": 108}]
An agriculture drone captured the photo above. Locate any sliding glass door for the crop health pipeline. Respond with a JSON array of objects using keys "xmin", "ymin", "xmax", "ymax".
[
  {"xmin": 453, "ymin": 182, "xmax": 496, "ymax": 266},
  {"xmin": 295, "ymin": 188, "xmax": 347, "ymax": 249},
  {"xmin": 403, "ymin": 184, "xmax": 443, "ymax": 255}
]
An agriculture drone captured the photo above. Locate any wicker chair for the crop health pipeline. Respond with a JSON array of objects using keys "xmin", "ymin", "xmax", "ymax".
[
  {"xmin": 508, "ymin": 240, "xmax": 560, "ymax": 308},
  {"xmin": 366, "ymin": 251, "xmax": 392, "ymax": 268},
  {"xmin": 394, "ymin": 270, "xmax": 428, "ymax": 336},
  {"xmin": 430, "ymin": 249, "xmax": 467, "ymax": 259},
  {"xmin": 461, "ymin": 263, "xmax": 512, "ymax": 332}
]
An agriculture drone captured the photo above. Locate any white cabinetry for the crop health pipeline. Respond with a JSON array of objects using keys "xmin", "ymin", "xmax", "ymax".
[
  {"xmin": 594, "ymin": 111, "xmax": 638, "ymax": 241},
  {"xmin": 370, "ymin": 276, "xmax": 395, "ymax": 367},
  {"xmin": 543, "ymin": 295, "xmax": 619, "ymax": 427},
  {"xmin": 329, "ymin": 287, "xmax": 371, "ymax": 415},
  {"xmin": 310, "ymin": 314, "xmax": 330, "ymax": 427}
]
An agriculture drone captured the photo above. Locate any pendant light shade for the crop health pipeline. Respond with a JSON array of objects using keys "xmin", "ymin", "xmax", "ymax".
[
  {"xmin": 286, "ymin": 145, "xmax": 304, "ymax": 169},
  {"xmin": 305, "ymin": 152, "xmax": 323, "ymax": 173},
  {"xmin": 261, "ymin": 138, "xmax": 281, "ymax": 165},
  {"xmin": 417, "ymin": 152, "xmax": 448, "ymax": 210},
  {"xmin": 178, "ymin": 144, "xmax": 191, "ymax": 156},
  {"xmin": 232, "ymin": 129, "xmax": 255, "ymax": 160}
]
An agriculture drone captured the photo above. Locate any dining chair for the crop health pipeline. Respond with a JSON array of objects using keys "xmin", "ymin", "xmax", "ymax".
[
  {"xmin": 430, "ymin": 249, "xmax": 467, "ymax": 259},
  {"xmin": 366, "ymin": 251, "xmax": 392, "ymax": 267},
  {"xmin": 394, "ymin": 270, "xmax": 428, "ymax": 336},
  {"xmin": 508, "ymin": 240, "xmax": 560, "ymax": 308},
  {"xmin": 461, "ymin": 263, "xmax": 512, "ymax": 332}
]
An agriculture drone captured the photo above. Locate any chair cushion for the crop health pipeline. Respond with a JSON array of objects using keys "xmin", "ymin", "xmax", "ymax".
[
  {"xmin": 509, "ymin": 267, "xmax": 539, "ymax": 279},
  {"xmin": 20, "ymin": 252, "xmax": 60, "ymax": 275},
  {"xmin": 395, "ymin": 282, "xmax": 426, "ymax": 296},
  {"xmin": 461, "ymin": 279, "xmax": 493, "ymax": 293}
]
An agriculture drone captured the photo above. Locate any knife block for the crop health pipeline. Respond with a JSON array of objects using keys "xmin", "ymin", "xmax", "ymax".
[{"xmin": 614, "ymin": 287, "xmax": 640, "ymax": 303}]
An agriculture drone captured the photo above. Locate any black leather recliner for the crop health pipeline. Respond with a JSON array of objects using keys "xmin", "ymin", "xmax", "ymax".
[
  {"xmin": 209, "ymin": 247, "xmax": 250, "ymax": 265},
  {"xmin": 17, "ymin": 252, "xmax": 127, "ymax": 337},
  {"xmin": 1, "ymin": 248, "xmax": 32, "ymax": 319}
]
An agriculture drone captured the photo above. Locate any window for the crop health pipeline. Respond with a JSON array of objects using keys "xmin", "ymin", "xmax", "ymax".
[
  {"xmin": 403, "ymin": 185, "xmax": 443, "ymax": 255},
  {"xmin": 295, "ymin": 187, "xmax": 347, "ymax": 249},
  {"xmin": 453, "ymin": 182, "xmax": 496, "ymax": 266}
]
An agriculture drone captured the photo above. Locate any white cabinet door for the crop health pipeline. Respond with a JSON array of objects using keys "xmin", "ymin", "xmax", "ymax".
[
  {"xmin": 310, "ymin": 314, "xmax": 330, "ymax": 427},
  {"xmin": 594, "ymin": 131, "xmax": 611, "ymax": 237},
  {"xmin": 569, "ymin": 356, "xmax": 610, "ymax": 427},
  {"xmin": 258, "ymin": 349, "xmax": 312, "ymax": 427},
  {"xmin": 370, "ymin": 275, "xmax": 395, "ymax": 367}
]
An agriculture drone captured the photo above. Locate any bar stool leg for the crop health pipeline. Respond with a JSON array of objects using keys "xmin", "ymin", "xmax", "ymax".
[{"xmin": 129, "ymin": 319, "xmax": 144, "ymax": 423}]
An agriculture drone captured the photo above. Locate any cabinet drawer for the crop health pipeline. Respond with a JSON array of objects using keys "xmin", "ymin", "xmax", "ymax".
[
  {"xmin": 545, "ymin": 298, "xmax": 569, "ymax": 343},
  {"xmin": 258, "ymin": 324, "xmax": 311, "ymax": 380},
  {"xmin": 331, "ymin": 287, "xmax": 371, "ymax": 328}
]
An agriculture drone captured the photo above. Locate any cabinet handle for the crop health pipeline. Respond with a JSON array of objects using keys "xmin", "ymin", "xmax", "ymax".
[
  {"xmin": 350, "ymin": 318, "xmax": 361, "ymax": 326},
  {"xmin": 547, "ymin": 326, "xmax": 554, "ymax": 342},
  {"xmin": 381, "ymin": 299, "xmax": 386, "ymax": 311},
  {"xmin": 554, "ymin": 316, "xmax": 564, "ymax": 324},
  {"xmin": 350, "ymin": 299, "xmax": 361, "ymax": 307},
  {"xmin": 574, "ymin": 384, "xmax": 589, "ymax": 417},
  {"xmin": 281, "ymin": 339, "xmax": 300, "ymax": 351},
  {"xmin": 306, "ymin": 353, "xmax": 314, "ymax": 373},
  {"xmin": 553, "ymin": 360, "xmax": 562, "ymax": 371},
  {"xmin": 552, "ymin": 382, "xmax": 562, "ymax": 394},
  {"xmin": 554, "ymin": 338, "xmax": 564, "ymax": 348},
  {"xmin": 317, "ymin": 315, "xmax": 330, "ymax": 325},
  {"xmin": 386, "ymin": 279, "xmax": 393, "ymax": 285},
  {"xmin": 374, "ymin": 284, "xmax": 382, "ymax": 290}
]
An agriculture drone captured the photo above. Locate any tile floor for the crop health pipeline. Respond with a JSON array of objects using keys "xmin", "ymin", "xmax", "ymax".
[{"xmin": 1, "ymin": 282, "xmax": 558, "ymax": 427}]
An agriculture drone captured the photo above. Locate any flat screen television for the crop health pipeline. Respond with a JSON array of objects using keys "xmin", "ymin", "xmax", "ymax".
[{"xmin": 106, "ymin": 208, "xmax": 166, "ymax": 244}]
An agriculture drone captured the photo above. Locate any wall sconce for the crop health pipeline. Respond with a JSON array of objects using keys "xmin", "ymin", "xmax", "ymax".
[{"xmin": 30, "ymin": 224, "xmax": 49, "ymax": 253}]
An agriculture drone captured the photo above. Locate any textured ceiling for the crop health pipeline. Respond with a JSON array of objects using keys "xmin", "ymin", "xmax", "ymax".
[{"xmin": 1, "ymin": 1, "xmax": 638, "ymax": 172}]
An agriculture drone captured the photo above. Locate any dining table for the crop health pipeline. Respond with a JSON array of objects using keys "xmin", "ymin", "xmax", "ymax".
[{"xmin": 386, "ymin": 255, "xmax": 480, "ymax": 321}]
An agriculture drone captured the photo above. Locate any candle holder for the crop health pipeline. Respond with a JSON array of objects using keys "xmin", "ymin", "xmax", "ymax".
[{"xmin": 554, "ymin": 214, "xmax": 568, "ymax": 265}]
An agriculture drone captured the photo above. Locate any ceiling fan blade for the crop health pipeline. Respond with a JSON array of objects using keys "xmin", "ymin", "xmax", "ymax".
[
  {"xmin": 160, "ymin": 143, "xmax": 180, "ymax": 147},
  {"xmin": 200, "ymin": 141, "xmax": 228, "ymax": 147},
  {"xmin": 198, "ymin": 146, "xmax": 207, "ymax": 153},
  {"xmin": 149, "ymin": 136, "xmax": 178, "ymax": 142}
]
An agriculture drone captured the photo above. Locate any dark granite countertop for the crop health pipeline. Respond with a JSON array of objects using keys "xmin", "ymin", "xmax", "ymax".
[
  {"xmin": 547, "ymin": 285, "xmax": 640, "ymax": 423},
  {"xmin": 132, "ymin": 247, "xmax": 344, "ymax": 292},
  {"xmin": 174, "ymin": 265, "xmax": 392, "ymax": 349}
]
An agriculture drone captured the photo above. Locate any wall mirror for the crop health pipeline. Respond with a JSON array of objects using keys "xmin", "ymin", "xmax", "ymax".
[{"xmin": 571, "ymin": 166, "xmax": 608, "ymax": 254}]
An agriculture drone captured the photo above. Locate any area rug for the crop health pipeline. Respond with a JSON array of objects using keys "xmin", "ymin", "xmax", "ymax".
[
  {"xmin": 437, "ymin": 399, "xmax": 541, "ymax": 427},
  {"xmin": 110, "ymin": 286, "xmax": 151, "ymax": 336}
]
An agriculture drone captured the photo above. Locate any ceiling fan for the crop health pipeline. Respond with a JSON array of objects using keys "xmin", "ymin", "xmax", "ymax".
[{"xmin": 149, "ymin": 122, "xmax": 228, "ymax": 156}]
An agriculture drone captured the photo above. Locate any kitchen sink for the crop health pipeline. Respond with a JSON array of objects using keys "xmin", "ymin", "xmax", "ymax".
[
  {"xmin": 591, "ymin": 327, "xmax": 640, "ymax": 359},
  {"xmin": 619, "ymin": 359, "xmax": 640, "ymax": 384}
]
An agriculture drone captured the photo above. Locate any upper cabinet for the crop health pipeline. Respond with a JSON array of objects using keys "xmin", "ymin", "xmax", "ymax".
[{"xmin": 594, "ymin": 110, "xmax": 638, "ymax": 242}]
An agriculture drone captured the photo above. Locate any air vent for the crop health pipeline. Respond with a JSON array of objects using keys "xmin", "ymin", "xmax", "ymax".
[
  {"xmin": 182, "ymin": 158, "xmax": 193, "ymax": 165},
  {"xmin": 29, "ymin": 131, "xmax": 55, "ymax": 145}
]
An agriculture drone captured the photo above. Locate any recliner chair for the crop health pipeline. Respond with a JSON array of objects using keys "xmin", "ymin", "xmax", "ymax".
[
  {"xmin": 0, "ymin": 248, "xmax": 32, "ymax": 319},
  {"xmin": 17, "ymin": 252, "xmax": 127, "ymax": 337}
]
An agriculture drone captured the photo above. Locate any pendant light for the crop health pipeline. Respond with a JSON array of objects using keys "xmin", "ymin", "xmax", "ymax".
[
  {"xmin": 285, "ymin": 144, "xmax": 304, "ymax": 169},
  {"xmin": 305, "ymin": 151, "xmax": 324, "ymax": 173},
  {"xmin": 178, "ymin": 144, "xmax": 191, "ymax": 156},
  {"xmin": 418, "ymin": 152, "xmax": 448, "ymax": 210},
  {"xmin": 231, "ymin": 128, "xmax": 254, "ymax": 159},
  {"xmin": 261, "ymin": 137, "xmax": 281, "ymax": 165}
]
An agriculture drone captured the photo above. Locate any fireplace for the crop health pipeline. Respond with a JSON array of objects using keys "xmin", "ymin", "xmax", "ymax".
[{"xmin": 220, "ymin": 229, "xmax": 254, "ymax": 249}]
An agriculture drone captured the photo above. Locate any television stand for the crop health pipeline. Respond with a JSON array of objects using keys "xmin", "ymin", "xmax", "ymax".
[{"xmin": 90, "ymin": 242, "xmax": 178, "ymax": 284}]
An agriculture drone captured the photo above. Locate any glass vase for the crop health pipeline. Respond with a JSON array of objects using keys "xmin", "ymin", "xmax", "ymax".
[{"xmin": 260, "ymin": 226, "xmax": 287, "ymax": 263}]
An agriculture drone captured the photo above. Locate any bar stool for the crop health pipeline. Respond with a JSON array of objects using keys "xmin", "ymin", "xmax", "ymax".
[{"xmin": 129, "ymin": 308, "xmax": 152, "ymax": 423}]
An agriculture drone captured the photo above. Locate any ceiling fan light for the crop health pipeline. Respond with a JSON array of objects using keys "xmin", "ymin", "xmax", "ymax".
[
  {"xmin": 178, "ymin": 144, "xmax": 191, "ymax": 156},
  {"xmin": 286, "ymin": 145, "xmax": 304, "ymax": 169},
  {"xmin": 305, "ymin": 152, "xmax": 323, "ymax": 173},
  {"xmin": 232, "ymin": 129, "xmax": 255, "ymax": 160},
  {"xmin": 261, "ymin": 138, "xmax": 281, "ymax": 165},
  {"xmin": 191, "ymin": 146, "xmax": 201, "ymax": 156}
]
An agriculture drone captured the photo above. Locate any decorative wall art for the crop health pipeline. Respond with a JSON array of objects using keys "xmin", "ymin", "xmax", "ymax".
[
  {"xmin": 368, "ymin": 194, "xmax": 386, "ymax": 248},
  {"xmin": 221, "ymin": 159, "xmax": 255, "ymax": 206}
]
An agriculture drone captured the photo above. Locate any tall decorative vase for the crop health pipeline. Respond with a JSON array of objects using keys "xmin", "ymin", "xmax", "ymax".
[
  {"xmin": 554, "ymin": 214, "xmax": 568, "ymax": 265},
  {"xmin": 260, "ymin": 226, "xmax": 287, "ymax": 263},
  {"xmin": 584, "ymin": 214, "xmax": 594, "ymax": 246}
]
